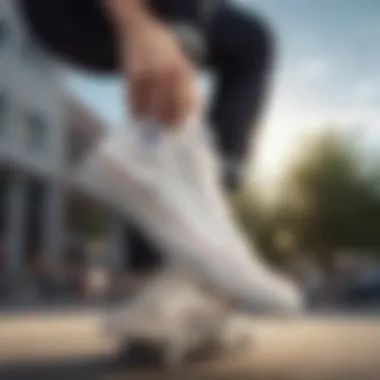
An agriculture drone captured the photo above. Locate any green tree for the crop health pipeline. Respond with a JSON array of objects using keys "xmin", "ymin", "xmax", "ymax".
[
  {"xmin": 277, "ymin": 128, "xmax": 380, "ymax": 270},
  {"xmin": 82, "ymin": 206, "xmax": 110, "ymax": 239},
  {"xmin": 233, "ymin": 127, "xmax": 380, "ymax": 279}
]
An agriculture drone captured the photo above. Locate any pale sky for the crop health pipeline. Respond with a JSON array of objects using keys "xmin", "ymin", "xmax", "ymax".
[{"xmin": 65, "ymin": 0, "xmax": 380, "ymax": 184}]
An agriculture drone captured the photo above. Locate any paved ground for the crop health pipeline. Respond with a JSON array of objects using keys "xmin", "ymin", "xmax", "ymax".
[{"xmin": 0, "ymin": 311, "xmax": 380, "ymax": 380}]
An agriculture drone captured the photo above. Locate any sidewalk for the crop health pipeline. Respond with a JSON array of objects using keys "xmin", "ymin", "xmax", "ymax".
[{"xmin": 0, "ymin": 314, "xmax": 380, "ymax": 380}]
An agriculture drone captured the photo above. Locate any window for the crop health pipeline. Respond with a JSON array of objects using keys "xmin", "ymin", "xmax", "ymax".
[
  {"xmin": 67, "ymin": 129, "xmax": 90, "ymax": 166},
  {"xmin": 0, "ymin": 20, "xmax": 10, "ymax": 50},
  {"xmin": 25, "ymin": 111, "xmax": 48, "ymax": 152},
  {"xmin": 0, "ymin": 93, "xmax": 9, "ymax": 136}
]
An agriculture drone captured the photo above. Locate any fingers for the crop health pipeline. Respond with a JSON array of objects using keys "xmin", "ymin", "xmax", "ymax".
[
  {"xmin": 128, "ymin": 51, "xmax": 153, "ymax": 119},
  {"xmin": 148, "ymin": 60, "xmax": 177, "ymax": 125},
  {"xmin": 153, "ymin": 62, "xmax": 197, "ymax": 127},
  {"xmin": 129, "ymin": 58, "xmax": 197, "ymax": 127}
]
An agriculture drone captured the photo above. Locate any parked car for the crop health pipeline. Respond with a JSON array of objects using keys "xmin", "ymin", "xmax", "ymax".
[{"xmin": 338, "ymin": 268, "xmax": 380, "ymax": 310}]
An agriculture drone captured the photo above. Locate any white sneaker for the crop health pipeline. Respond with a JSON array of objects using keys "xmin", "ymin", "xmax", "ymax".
[{"xmin": 82, "ymin": 117, "xmax": 304, "ymax": 317}]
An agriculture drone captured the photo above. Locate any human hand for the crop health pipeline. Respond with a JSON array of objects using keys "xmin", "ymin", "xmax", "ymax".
[{"xmin": 119, "ymin": 17, "xmax": 198, "ymax": 127}]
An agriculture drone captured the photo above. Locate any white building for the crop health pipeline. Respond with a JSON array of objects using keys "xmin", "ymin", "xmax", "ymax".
[{"xmin": 0, "ymin": 1, "xmax": 126, "ymax": 279}]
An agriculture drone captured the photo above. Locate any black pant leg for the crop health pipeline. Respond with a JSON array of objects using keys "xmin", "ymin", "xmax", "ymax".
[{"xmin": 205, "ymin": 4, "xmax": 275, "ymax": 190}]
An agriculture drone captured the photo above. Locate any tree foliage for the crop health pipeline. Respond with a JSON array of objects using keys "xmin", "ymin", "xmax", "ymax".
[
  {"xmin": 233, "ymin": 127, "xmax": 380, "ymax": 267},
  {"xmin": 280, "ymin": 129, "xmax": 380, "ymax": 256}
]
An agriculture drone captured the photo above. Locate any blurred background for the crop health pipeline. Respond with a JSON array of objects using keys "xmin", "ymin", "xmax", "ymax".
[{"xmin": 0, "ymin": 0, "xmax": 379, "ymax": 314}]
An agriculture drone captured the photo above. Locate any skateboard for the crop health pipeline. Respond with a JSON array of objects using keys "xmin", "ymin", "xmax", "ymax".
[{"xmin": 103, "ymin": 272, "xmax": 254, "ymax": 369}]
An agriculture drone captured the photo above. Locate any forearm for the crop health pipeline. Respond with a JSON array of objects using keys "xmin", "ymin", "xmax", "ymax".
[{"xmin": 103, "ymin": 0, "xmax": 154, "ymax": 29}]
